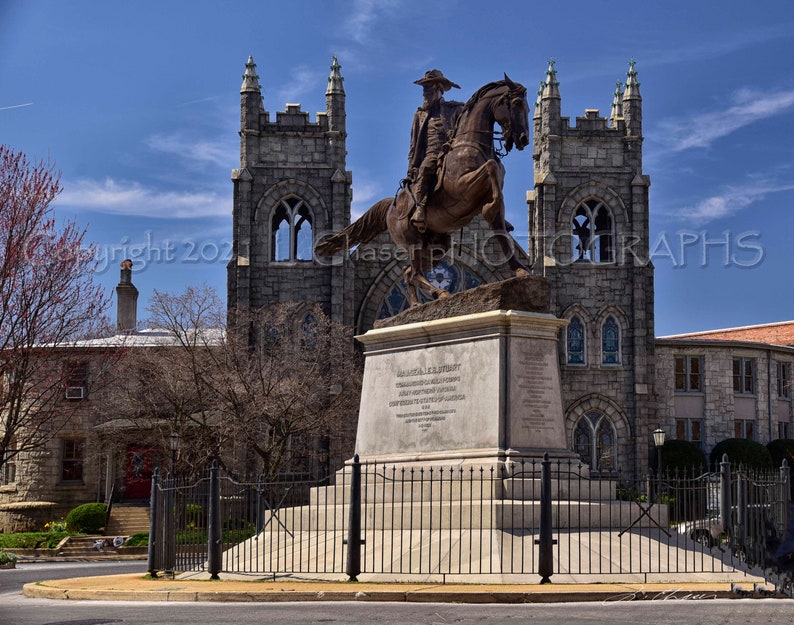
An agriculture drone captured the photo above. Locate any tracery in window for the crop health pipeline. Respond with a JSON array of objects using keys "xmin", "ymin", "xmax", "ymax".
[
  {"xmin": 572, "ymin": 199, "xmax": 613, "ymax": 263},
  {"xmin": 566, "ymin": 316, "xmax": 585, "ymax": 365},
  {"xmin": 270, "ymin": 197, "xmax": 314, "ymax": 261},
  {"xmin": 601, "ymin": 315, "xmax": 620, "ymax": 364},
  {"xmin": 573, "ymin": 412, "xmax": 617, "ymax": 472}
]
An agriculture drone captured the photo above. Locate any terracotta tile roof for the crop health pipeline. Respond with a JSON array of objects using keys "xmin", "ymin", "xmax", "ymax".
[{"xmin": 661, "ymin": 321, "xmax": 794, "ymax": 347}]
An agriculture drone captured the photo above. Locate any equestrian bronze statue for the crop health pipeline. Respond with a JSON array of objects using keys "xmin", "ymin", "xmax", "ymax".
[{"xmin": 316, "ymin": 74, "xmax": 531, "ymax": 308}]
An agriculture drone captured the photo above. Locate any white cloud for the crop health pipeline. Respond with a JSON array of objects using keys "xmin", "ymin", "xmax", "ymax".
[
  {"xmin": 145, "ymin": 133, "xmax": 236, "ymax": 169},
  {"xmin": 345, "ymin": 0, "xmax": 401, "ymax": 45},
  {"xmin": 677, "ymin": 180, "xmax": 794, "ymax": 225},
  {"xmin": 351, "ymin": 179, "xmax": 387, "ymax": 219},
  {"xmin": 0, "ymin": 102, "xmax": 33, "ymax": 111},
  {"xmin": 57, "ymin": 177, "xmax": 229, "ymax": 219},
  {"xmin": 659, "ymin": 88, "xmax": 794, "ymax": 152},
  {"xmin": 275, "ymin": 65, "xmax": 324, "ymax": 106}
]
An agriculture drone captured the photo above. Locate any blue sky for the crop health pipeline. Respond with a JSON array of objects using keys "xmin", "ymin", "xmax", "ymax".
[{"xmin": 2, "ymin": 0, "xmax": 793, "ymax": 335}]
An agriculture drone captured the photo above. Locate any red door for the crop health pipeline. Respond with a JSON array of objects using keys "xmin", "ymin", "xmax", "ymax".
[{"xmin": 124, "ymin": 446, "xmax": 158, "ymax": 499}]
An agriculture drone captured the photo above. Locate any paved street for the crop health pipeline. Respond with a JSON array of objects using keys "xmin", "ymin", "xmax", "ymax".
[{"xmin": 1, "ymin": 595, "xmax": 793, "ymax": 625}]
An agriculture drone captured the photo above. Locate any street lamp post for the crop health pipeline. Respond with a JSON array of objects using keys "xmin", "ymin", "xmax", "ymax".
[
  {"xmin": 652, "ymin": 426, "xmax": 666, "ymax": 504},
  {"xmin": 169, "ymin": 431, "xmax": 180, "ymax": 475}
]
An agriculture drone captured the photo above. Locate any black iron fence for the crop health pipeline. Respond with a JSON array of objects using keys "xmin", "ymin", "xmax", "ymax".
[{"xmin": 147, "ymin": 454, "xmax": 792, "ymax": 590}]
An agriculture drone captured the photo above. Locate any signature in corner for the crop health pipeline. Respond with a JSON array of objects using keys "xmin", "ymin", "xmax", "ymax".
[{"xmin": 603, "ymin": 588, "xmax": 719, "ymax": 603}]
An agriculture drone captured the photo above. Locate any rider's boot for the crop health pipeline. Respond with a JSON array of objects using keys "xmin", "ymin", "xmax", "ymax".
[{"xmin": 411, "ymin": 199, "xmax": 427, "ymax": 233}]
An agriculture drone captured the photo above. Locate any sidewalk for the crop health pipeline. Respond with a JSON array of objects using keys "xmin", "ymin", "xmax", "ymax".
[{"xmin": 23, "ymin": 573, "xmax": 788, "ymax": 603}]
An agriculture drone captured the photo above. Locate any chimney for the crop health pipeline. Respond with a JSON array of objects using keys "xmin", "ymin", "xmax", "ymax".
[{"xmin": 116, "ymin": 259, "xmax": 138, "ymax": 333}]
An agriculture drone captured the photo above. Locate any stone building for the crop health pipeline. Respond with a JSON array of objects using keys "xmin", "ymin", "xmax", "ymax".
[
  {"xmin": 657, "ymin": 323, "xmax": 794, "ymax": 451},
  {"xmin": 227, "ymin": 57, "xmax": 659, "ymax": 476},
  {"xmin": 3, "ymin": 57, "xmax": 792, "ymax": 532},
  {"xmin": 227, "ymin": 56, "xmax": 524, "ymax": 335}
]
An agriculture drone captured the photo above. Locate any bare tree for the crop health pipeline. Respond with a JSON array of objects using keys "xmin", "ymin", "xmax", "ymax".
[
  {"xmin": 221, "ymin": 302, "xmax": 361, "ymax": 479},
  {"xmin": 0, "ymin": 146, "xmax": 111, "ymax": 475},
  {"xmin": 105, "ymin": 286, "xmax": 230, "ymax": 477},
  {"xmin": 107, "ymin": 285, "xmax": 361, "ymax": 480}
]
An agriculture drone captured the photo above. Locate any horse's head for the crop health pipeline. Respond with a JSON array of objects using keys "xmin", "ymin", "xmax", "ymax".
[{"xmin": 496, "ymin": 74, "xmax": 530, "ymax": 152}]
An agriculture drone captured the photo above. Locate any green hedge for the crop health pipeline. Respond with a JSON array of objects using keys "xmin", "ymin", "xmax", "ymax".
[
  {"xmin": 767, "ymin": 439, "xmax": 794, "ymax": 468},
  {"xmin": 65, "ymin": 503, "xmax": 108, "ymax": 533},
  {"xmin": 659, "ymin": 439, "xmax": 707, "ymax": 473},
  {"xmin": 767, "ymin": 439, "xmax": 794, "ymax": 497},
  {"xmin": 124, "ymin": 532, "xmax": 149, "ymax": 547},
  {"xmin": 0, "ymin": 532, "xmax": 70, "ymax": 549},
  {"xmin": 709, "ymin": 438, "xmax": 773, "ymax": 470}
]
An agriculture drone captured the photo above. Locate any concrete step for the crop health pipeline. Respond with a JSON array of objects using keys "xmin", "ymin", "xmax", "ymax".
[{"xmin": 106, "ymin": 505, "xmax": 150, "ymax": 536}]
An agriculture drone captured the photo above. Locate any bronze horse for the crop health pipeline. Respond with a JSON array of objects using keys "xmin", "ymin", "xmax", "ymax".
[{"xmin": 316, "ymin": 76, "xmax": 531, "ymax": 307}]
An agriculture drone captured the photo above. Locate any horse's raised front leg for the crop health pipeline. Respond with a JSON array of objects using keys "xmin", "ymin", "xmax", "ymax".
[
  {"xmin": 402, "ymin": 264, "xmax": 421, "ymax": 308},
  {"xmin": 404, "ymin": 245, "xmax": 450, "ymax": 305},
  {"xmin": 479, "ymin": 159, "xmax": 505, "ymax": 225}
]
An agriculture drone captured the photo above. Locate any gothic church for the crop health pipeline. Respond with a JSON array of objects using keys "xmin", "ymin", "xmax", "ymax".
[{"xmin": 228, "ymin": 56, "xmax": 657, "ymax": 476}]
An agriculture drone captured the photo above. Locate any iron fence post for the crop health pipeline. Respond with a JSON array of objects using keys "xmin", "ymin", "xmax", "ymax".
[
  {"xmin": 346, "ymin": 454, "xmax": 362, "ymax": 581},
  {"xmin": 781, "ymin": 459, "xmax": 790, "ymax": 537},
  {"xmin": 256, "ymin": 474, "xmax": 266, "ymax": 534},
  {"xmin": 207, "ymin": 461, "xmax": 222, "ymax": 580},
  {"xmin": 165, "ymin": 476, "xmax": 176, "ymax": 575},
  {"xmin": 736, "ymin": 471, "xmax": 747, "ymax": 547},
  {"xmin": 538, "ymin": 452, "xmax": 553, "ymax": 584},
  {"xmin": 720, "ymin": 454, "xmax": 732, "ymax": 541},
  {"xmin": 147, "ymin": 468, "xmax": 160, "ymax": 577}
]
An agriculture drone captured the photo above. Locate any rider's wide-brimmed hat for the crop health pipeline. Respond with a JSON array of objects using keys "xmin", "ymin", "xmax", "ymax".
[{"xmin": 414, "ymin": 69, "xmax": 460, "ymax": 91}]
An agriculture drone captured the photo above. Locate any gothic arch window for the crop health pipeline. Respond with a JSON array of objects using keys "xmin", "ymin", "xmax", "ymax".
[
  {"xmin": 271, "ymin": 197, "xmax": 314, "ymax": 261},
  {"xmin": 574, "ymin": 411, "xmax": 617, "ymax": 472},
  {"xmin": 376, "ymin": 261, "xmax": 483, "ymax": 319},
  {"xmin": 601, "ymin": 315, "xmax": 620, "ymax": 364},
  {"xmin": 571, "ymin": 199, "xmax": 613, "ymax": 263},
  {"xmin": 566, "ymin": 316, "xmax": 586, "ymax": 365}
]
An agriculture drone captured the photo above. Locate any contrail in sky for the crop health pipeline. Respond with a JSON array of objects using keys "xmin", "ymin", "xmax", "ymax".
[{"xmin": 0, "ymin": 102, "xmax": 33, "ymax": 111}]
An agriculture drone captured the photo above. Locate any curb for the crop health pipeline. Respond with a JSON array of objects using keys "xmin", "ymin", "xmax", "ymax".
[{"xmin": 23, "ymin": 580, "xmax": 787, "ymax": 603}]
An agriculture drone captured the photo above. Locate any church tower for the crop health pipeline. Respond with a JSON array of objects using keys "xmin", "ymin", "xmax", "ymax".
[
  {"xmin": 529, "ymin": 61, "xmax": 655, "ymax": 476},
  {"xmin": 228, "ymin": 56, "xmax": 353, "ymax": 324}
]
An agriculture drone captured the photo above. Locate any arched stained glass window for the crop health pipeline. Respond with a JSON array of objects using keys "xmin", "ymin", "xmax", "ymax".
[
  {"xmin": 567, "ymin": 316, "xmax": 585, "ymax": 365},
  {"xmin": 270, "ymin": 197, "xmax": 314, "ymax": 261},
  {"xmin": 602, "ymin": 315, "xmax": 620, "ymax": 364},
  {"xmin": 571, "ymin": 199, "xmax": 614, "ymax": 263},
  {"xmin": 376, "ymin": 261, "xmax": 480, "ymax": 319},
  {"xmin": 573, "ymin": 411, "xmax": 617, "ymax": 472}
]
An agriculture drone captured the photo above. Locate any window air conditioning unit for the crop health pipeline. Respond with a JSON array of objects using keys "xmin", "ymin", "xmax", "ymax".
[{"xmin": 65, "ymin": 386, "xmax": 85, "ymax": 400}]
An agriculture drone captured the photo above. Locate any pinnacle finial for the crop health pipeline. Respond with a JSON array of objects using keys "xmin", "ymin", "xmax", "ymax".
[
  {"xmin": 542, "ymin": 59, "xmax": 560, "ymax": 99},
  {"xmin": 623, "ymin": 60, "xmax": 641, "ymax": 99},
  {"xmin": 610, "ymin": 81, "xmax": 624, "ymax": 125},
  {"xmin": 326, "ymin": 55, "xmax": 345, "ymax": 95},
  {"xmin": 241, "ymin": 55, "xmax": 261, "ymax": 94}
]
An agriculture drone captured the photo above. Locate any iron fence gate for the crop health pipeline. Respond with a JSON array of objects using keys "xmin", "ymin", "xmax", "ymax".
[{"xmin": 147, "ymin": 455, "xmax": 792, "ymax": 591}]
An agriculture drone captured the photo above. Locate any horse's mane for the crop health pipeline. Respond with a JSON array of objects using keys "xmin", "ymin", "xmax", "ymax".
[{"xmin": 459, "ymin": 80, "xmax": 509, "ymax": 117}]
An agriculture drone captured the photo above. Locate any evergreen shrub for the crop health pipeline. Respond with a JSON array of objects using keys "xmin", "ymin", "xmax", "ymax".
[
  {"xmin": 65, "ymin": 503, "xmax": 108, "ymax": 533},
  {"xmin": 709, "ymin": 438, "xmax": 773, "ymax": 470}
]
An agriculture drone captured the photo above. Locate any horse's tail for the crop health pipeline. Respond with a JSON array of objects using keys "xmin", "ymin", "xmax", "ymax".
[{"xmin": 315, "ymin": 197, "xmax": 393, "ymax": 256}]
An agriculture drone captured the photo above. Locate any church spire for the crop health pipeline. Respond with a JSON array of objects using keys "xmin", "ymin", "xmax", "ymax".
[
  {"xmin": 326, "ymin": 55, "xmax": 345, "ymax": 96},
  {"xmin": 622, "ymin": 60, "xmax": 642, "ymax": 138},
  {"xmin": 240, "ymin": 55, "xmax": 261, "ymax": 93},
  {"xmin": 533, "ymin": 81, "xmax": 544, "ymax": 119},
  {"xmin": 541, "ymin": 59, "xmax": 560, "ymax": 100},
  {"xmin": 239, "ymin": 55, "xmax": 264, "ymax": 167},
  {"xmin": 325, "ymin": 56, "xmax": 346, "ymax": 135},
  {"xmin": 623, "ymin": 60, "xmax": 641, "ymax": 100},
  {"xmin": 609, "ymin": 81, "xmax": 623, "ymax": 127}
]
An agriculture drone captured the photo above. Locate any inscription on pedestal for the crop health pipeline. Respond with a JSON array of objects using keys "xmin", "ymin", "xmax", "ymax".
[
  {"xmin": 390, "ymin": 363, "xmax": 465, "ymax": 431},
  {"xmin": 356, "ymin": 338, "xmax": 501, "ymax": 456},
  {"xmin": 515, "ymin": 343, "xmax": 556, "ymax": 432}
]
